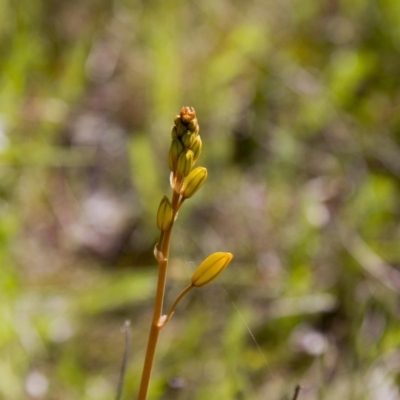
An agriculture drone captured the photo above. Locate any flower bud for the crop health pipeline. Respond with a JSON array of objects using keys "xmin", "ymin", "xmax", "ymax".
[
  {"xmin": 169, "ymin": 138, "xmax": 184, "ymax": 172},
  {"xmin": 180, "ymin": 167, "xmax": 207, "ymax": 199},
  {"xmin": 182, "ymin": 131, "xmax": 195, "ymax": 149},
  {"xmin": 188, "ymin": 118, "xmax": 198, "ymax": 132},
  {"xmin": 170, "ymin": 138, "xmax": 184, "ymax": 162},
  {"xmin": 177, "ymin": 150, "xmax": 194, "ymax": 177},
  {"xmin": 175, "ymin": 121, "xmax": 186, "ymax": 137},
  {"xmin": 174, "ymin": 115, "xmax": 181, "ymax": 126},
  {"xmin": 157, "ymin": 196, "xmax": 173, "ymax": 231},
  {"xmin": 190, "ymin": 135, "xmax": 202, "ymax": 162},
  {"xmin": 171, "ymin": 125, "xmax": 178, "ymax": 139},
  {"xmin": 191, "ymin": 252, "xmax": 233, "ymax": 287},
  {"xmin": 180, "ymin": 106, "xmax": 196, "ymax": 125}
]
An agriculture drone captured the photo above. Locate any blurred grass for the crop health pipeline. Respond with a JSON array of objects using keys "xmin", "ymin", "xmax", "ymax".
[{"xmin": 1, "ymin": 0, "xmax": 400, "ymax": 399}]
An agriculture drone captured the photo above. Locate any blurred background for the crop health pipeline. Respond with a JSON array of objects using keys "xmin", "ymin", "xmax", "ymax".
[{"xmin": 1, "ymin": 0, "xmax": 400, "ymax": 399}]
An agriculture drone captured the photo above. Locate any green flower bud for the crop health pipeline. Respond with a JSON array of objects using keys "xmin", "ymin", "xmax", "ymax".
[
  {"xmin": 170, "ymin": 138, "xmax": 184, "ymax": 162},
  {"xmin": 171, "ymin": 125, "xmax": 178, "ymax": 139},
  {"xmin": 190, "ymin": 135, "xmax": 202, "ymax": 162},
  {"xmin": 177, "ymin": 150, "xmax": 194, "ymax": 177},
  {"xmin": 157, "ymin": 196, "xmax": 173, "ymax": 231},
  {"xmin": 182, "ymin": 131, "xmax": 195, "ymax": 149},
  {"xmin": 169, "ymin": 138, "xmax": 184, "ymax": 172},
  {"xmin": 176, "ymin": 121, "xmax": 186, "ymax": 137},
  {"xmin": 180, "ymin": 167, "xmax": 207, "ymax": 199},
  {"xmin": 191, "ymin": 252, "xmax": 233, "ymax": 287}
]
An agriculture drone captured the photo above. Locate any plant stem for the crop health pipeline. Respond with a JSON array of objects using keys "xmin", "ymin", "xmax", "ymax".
[
  {"xmin": 164, "ymin": 284, "xmax": 193, "ymax": 325},
  {"xmin": 137, "ymin": 188, "xmax": 181, "ymax": 400}
]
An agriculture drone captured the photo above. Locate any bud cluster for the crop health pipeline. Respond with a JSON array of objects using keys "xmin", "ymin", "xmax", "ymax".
[
  {"xmin": 169, "ymin": 107, "xmax": 202, "ymax": 179},
  {"xmin": 157, "ymin": 107, "xmax": 207, "ymax": 235}
]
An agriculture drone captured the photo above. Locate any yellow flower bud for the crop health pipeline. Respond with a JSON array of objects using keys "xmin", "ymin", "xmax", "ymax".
[
  {"xmin": 180, "ymin": 167, "xmax": 207, "ymax": 199},
  {"xmin": 157, "ymin": 196, "xmax": 173, "ymax": 231},
  {"xmin": 177, "ymin": 150, "xmax": 194, "ymax": 177},
  {"xmin": 191, "ymin": 252, "xmax": 233, "ymax": 287},
  {"xmin": 190, "ymin": 135, "xmax": 202, "ymax": 162}
]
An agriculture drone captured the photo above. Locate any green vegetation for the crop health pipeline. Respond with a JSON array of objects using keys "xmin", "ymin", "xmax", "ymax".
[{"xmin": 1, "ymin": 0, "xmax": 400, "ymax": 399}]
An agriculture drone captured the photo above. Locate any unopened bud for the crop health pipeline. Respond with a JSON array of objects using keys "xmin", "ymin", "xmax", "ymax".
[
  {"xmin": 171, "ymin": 125, "xmax": 178, "ymax": 139},
  {"xmin": 170, "ymin": 138, "xmax": 184, "ymax": 162},
  {"xmin": 174, "ymin": 115, "xmax": 181, "ymax": 126},
  {"xmin": 182, "ymin": 131, "xmax": 195, "ymax": 149},
  {"xmin": 177, "ymin": 150, "xmax": 194, "ymax": 177},
  {"xmin": 176, "ymin": 121, "xmax": 187, "ymax": 137},
  {"xmin": 188, "ymin": 118, "xmax": 198, "ymax": 132},
  {"xmin": 157, "ymin": 196, "xmax": 173, "ymax": 231},
  {"xmin": 190, "ymin": 135, "xmax": 202, "ymax": 162},
  {"xmin": 191, "ymin": 252, "xmax": 233, "ymax": 287},
  {"xmin": 169, "ymin": 139, "xmax": 184, "ymax": 172},
  {"xmin": 180, "ymin": 167, "xmax": 207, "ymax": 199},
  {"xmin": 180, "ymin": 106, "xmax": 196, "ymax": 125}
]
